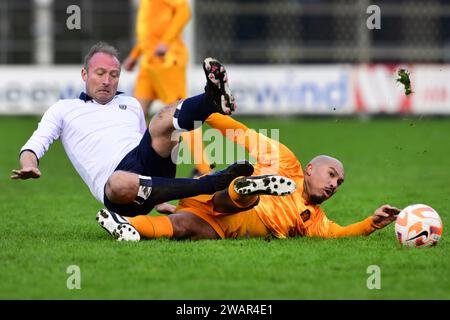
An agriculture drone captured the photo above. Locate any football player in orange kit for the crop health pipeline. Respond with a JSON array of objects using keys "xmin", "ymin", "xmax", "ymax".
[
  {"xmin": 98, "ymin": 59, "xmax": 401, "ymax": 242},
  {"xmin": 123, "ymin": 0, "xmax": 213, "ymax": 177}
]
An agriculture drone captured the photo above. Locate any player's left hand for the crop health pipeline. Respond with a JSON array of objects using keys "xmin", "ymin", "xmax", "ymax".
[
  {"xmin": 371, "ymin": 204, "xmax": 401, "ymax": 228},
  {"xmin": 155, "ymin": 202, "xmax": 176, "ymax": 214},
  {"xmin": 154, "ymin": 43, "xmax": 168, "ymax": 57}
]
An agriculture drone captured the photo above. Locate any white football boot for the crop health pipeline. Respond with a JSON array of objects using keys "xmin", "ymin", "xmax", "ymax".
[
  {"xmin": 233, "ymin": 175, "xmax": 297, "ymax": 196},
  {"xmin": 96, "ymin": 208, "xmax": 140, "ymax": 241}
]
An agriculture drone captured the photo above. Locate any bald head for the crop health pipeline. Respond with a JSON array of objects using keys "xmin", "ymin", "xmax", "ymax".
[
  {"xmin": 308, "ymin": 155, "xmax": 344, "ymax": 173},
  {"xmin": 303, "ymin": 155, "xmax": 345, "ymax": 204}
]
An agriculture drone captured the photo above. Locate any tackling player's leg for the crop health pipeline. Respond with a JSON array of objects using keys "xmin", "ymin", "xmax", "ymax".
[
  {"xmin": 149, "ymin": 57, "xmax": 236, "ymax": 157},
  {"xmin": 205, "ymin": 112, "xmax": 301, "ymax": 176},
  {"xmin": 212, "ymin": 175, "xmax": 296, "ymax": 214},
  {"xmin": 96, "ymin": 208, "xmax": 141, "ymax": 241},
  {"xmin": 103, "ymin": 58, "xmax": 240, "ymax": 215},
  {"xmin": 98, "ymin": 174, "xmax": 296, "ymax": 241},
  {"xmin": 104, "ymin": 160, "xmax": 254, "ymax": 217},
  {"xmin": 97, "ymin": 208, "xmax": 220, "ymax": 241}
]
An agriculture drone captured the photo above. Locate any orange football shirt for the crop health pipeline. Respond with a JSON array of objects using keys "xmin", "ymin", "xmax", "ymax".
[{"xmin": 129, "ymin": 0, "xmax": 190, "ymax": 67}]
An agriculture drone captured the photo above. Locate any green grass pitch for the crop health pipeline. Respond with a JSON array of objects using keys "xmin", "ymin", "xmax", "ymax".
[{"xmin": 0, "ymin": 116, "xmax": 449, "ymax": 300}]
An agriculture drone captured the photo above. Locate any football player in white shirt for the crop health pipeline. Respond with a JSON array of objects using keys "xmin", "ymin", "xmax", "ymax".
[{"xmin": 11, "ymin": 42, "xmax": 253, "ymax": 224}]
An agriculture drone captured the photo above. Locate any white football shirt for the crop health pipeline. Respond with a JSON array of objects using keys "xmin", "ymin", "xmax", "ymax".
[{"xmin": 20, "ymin": 93, "xmax": 147, "ymax": 203}]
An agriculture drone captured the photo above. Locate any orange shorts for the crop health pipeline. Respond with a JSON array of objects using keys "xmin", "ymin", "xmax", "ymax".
[
  {"xmin": 176, "ymin": 194, "xmax": 271, "ymax": 239},
  {"xmin": 134, "ymin": 62, "xmax": 187, "ymax": 104}
]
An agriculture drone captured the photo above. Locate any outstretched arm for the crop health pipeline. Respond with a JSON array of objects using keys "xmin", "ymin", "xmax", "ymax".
[
  {"xmin": 11, "ymin": 102, "xmax": 62, "ymax": 181},
  {"xmin": 316, "ymin": 204, "xmax": 401, "ymax": 238},
  {"xmin": 11, "ymin": 150, "xmax": 41, "ymax": 180}
]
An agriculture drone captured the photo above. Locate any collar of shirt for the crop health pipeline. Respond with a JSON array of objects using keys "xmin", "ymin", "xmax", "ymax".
[
  {"xmin": 78, "ymin": 91, "xmax": 124, "ymax": 103},
  {"xmin": 302, "ymin": 196, "xmax": 317, "ymax": 208}
]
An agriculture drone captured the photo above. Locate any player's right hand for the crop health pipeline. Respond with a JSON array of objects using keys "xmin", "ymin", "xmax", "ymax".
[
  {"xmin": 10, "ymin": 167, "xmax": 41, "ymax": 180},
  {"xmin": 122, "ymin": 57, "xmax": 137, "ymax": 71},
  {"xmin": 371, "ymin": 204, "xmax": 400, "ymax": 228},
  {"xmin": 154, "ymin": 43, "xmax": 168, "ymax": 57}
]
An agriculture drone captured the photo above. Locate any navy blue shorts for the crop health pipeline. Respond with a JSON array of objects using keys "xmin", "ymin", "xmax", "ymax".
[{"xmin": 103, "ymin": 130, "xmax": 176, "ymax": 216}]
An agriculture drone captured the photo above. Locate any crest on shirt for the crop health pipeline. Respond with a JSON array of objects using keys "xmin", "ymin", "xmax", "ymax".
[
  {"xmin": 300, "ymin": 209, "xmax": 311, "ymax": 222},
  {"xmin": 119, "ymin": 104, "xmax": 127, "ymax": 110}
]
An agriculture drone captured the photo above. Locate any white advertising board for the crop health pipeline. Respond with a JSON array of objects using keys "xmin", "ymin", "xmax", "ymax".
[{"xmin": 0, "ymin": 64, "xmax": 448, "ymax": 115}]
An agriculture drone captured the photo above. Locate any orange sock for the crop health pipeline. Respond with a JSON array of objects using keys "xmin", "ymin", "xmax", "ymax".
[
  {"xmin": 205, "ymin": 113, "xmax": 275, "ymax": 162},
  {"xmin": 227, "ymin": 177, "xmax": 259, "ymax": 208},
  {"xmin": 181, "ymin": 130, "xmax": 212, "ymax": 175},
  {"xmin": 206, "ymin": 113, "xmax": 249, "ymax": 134},
  {"xmin": 127, "ymin": 215, "xmax": 173, "ymax": 239}
]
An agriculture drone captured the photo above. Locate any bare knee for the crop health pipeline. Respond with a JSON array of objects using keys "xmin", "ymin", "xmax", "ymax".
[
  {"xmin": 169, "ymin": 212, "xmax": 220, "ymax": 240},
  {"xmin": 149, "ymin": 103, "xmax": 180, "ymax": 157},
  {"xmin": 105, "ymin": 171, "xmax": 138, "ymax": 204}
]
